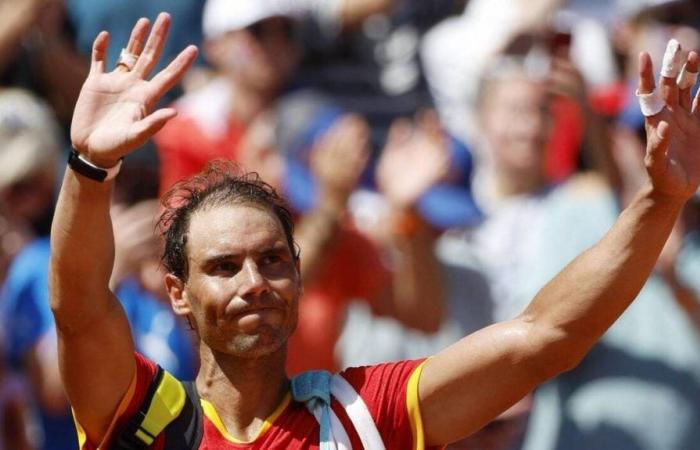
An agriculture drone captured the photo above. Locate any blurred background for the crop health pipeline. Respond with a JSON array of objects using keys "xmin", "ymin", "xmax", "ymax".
[{"xmin": 2, "ymin": 0, "xmax": 700, "ymax": 449}]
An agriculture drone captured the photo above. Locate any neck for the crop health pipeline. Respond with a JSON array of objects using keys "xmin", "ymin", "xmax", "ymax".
[
  {"xmin": 495, "ymin": 168, "xmax": 547, "ymax": 199},
  {"xmin": 196, "ymin": 343, "xmax": 289, "ymax": 442}
]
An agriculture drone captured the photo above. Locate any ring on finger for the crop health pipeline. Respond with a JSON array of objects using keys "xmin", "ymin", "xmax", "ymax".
[{"xmin": 116, "ymin": 48, "xmax": 138, "ymax": 71}]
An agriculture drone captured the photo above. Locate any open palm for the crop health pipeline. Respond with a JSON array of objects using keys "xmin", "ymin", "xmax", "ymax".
[
  {"xmin": 639, "ymin": 45, "xmax": 700, "ymax": 201},
  {"xmin": 71, "ymin": 14, "xmax": 197, "ymax": 167},
  {"xmin": 377, "ymin": 112, "xmax": 450, "ymax": 209}
]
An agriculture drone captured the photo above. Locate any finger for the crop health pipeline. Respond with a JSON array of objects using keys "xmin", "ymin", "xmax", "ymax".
[
  {"xmin": 659, "ymin": 39, "xmax": 683, "ymax": 106},
  {"xmin": 90, "ymin": 31, "xmax": 110, "ymax": 74},
  {"xmin": 678, "ymin": 52, "xmax": 699, "ymax": 111},
  {"xmin": 386, "ymin": 118, "xmax": 413, "ymax": 149},
  {"xmin": 128, "ymin": 108, "xmax": 177, "ymax": 143},
  {"xmin": 637, "ymin": 52, "xmax": 665, "ymax": 117},
  {"xmin": 126, "ymin": 18, "xmax": 150, "ymax": 55},
  {"xmin": 115, "ymin": 18, "xmax": 150, "ymax": 73},
  {"xmin": 148, "ymin": 45, "xmax": 198, "ymax": 100},
  {"xmin": 133, "ymin": 12, "xmax": 171, "ymax": 78},
  {"xmin": 638, "ymin": 52, "xmax": 656, "ymax": 94},
  {"xmin": 645, "ymin": 120, "xmax": 671, "ymax": 171},
  {"xmin": 416, "ymin": 109, "xmax": 442, "ymax": 139},
  {"xmin": 693, "ymin": 85, "xmax": 700, "ymax": 115}
]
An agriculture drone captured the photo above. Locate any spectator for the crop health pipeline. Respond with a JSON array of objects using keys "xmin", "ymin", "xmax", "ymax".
[
  {"xmin": 0, "ymin": 88, "xmax": 60, "ymax": 282},
  {"xmin": 0, "ymin": 88, "xmax": 195, "ymax": 450},
  {"xmin": 0, "ymin": 0, "xmax": 88, "ymax": 127},
  {"xmin": 153, "ymin": 0, "xmax": 301, "ymax": 193},
  {"xmin": 295, "ymin": 0, "xmax": 462, "ymax": 149}
]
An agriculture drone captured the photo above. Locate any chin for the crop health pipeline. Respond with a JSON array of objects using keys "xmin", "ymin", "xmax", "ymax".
[{"xmin": 225, "ymin": 328, "xmax": 288, "ymax": 359}]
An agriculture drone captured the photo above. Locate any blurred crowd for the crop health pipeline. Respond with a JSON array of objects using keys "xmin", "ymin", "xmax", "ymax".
[{"xmin": 1, "ymin": 0, "xmax": 700, "ymax": 449}]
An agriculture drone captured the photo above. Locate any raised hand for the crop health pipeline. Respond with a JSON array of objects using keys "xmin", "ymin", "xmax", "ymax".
[
  {"xmin": 70, "ymin": 13, "xmax": 198, "ymax": 167},
  {"xmin": 638, "ymin": 40, "xmax": 700, "ymax": 201},
  {"xmin": 376, "ymin": 111, "xmax": 450, "ymax": 209}
]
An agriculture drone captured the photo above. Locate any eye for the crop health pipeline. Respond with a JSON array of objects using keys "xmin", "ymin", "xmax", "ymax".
[
  {"xmin": 261, "ymin": 253, "xmax": 282, "ymax": 266},
  {"xmin": 211, "ymin": 261, "xmax": 239, "ymax": 275}
]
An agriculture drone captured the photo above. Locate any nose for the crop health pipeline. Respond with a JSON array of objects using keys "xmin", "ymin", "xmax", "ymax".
[{"xmin": 238, "ymin": 259, "xmax": 269, "ymax": 298}]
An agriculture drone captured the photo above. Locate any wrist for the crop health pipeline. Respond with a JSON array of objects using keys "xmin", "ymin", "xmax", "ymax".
[
  {"xmin": 68, "ymin": 149, "xmax": 123, "ymax": 182},
  {"xmin": 391, "ymin": 207, "xmax": 423, "ymax": 238},
  {"xmin": 645, "ymin": 183, "xmax": 690, "ymax": 210}
]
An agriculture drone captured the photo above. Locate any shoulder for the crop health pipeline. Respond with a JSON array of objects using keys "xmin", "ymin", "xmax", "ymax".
[
  {"xmin": 338, "ymin": 359, "xmax": 429, "ymax": 449},
  {"xmin": 338, "ymin": 359, "xmax": 426, "ymax": 416}
]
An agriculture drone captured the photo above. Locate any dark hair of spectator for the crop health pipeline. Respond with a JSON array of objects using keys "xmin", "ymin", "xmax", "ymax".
[{"xmin": 158, "ymin": 160, "xmax": 300, "ymax": 280}]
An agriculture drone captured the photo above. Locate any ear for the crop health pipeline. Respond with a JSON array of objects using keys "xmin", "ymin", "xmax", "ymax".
[
  {"xmin": 294, "ymin": 259, "xmax": 303, "ymax": 297},
  {"xmin": 165, "ymin": 273, "xmax": 191, "ymax": 317}
]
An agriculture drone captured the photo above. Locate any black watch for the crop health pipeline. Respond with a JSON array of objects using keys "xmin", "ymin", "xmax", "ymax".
[{"xmin": 67, "ymin": 149, "xmax": 123, "ymax": 182}]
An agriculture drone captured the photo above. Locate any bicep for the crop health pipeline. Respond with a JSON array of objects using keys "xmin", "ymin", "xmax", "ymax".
[
  {"xmin": 57, "ymin": 291, "xmax": 136, "ymax": 446},
  {"xmin": 418, "ymin": 319, "xmax": 546, "ymax": 446}
]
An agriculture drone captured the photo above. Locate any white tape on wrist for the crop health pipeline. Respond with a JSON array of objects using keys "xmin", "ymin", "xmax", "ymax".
[
  {"xmin": 677, "ymin": 63, "xmax": 699, "ymax": 90},
  {"xmin": 636, "ymin": 89, "xmax": 665, "ymax": 117},
  {"xmin": 661, "ymin": 39, "xmax": 682, "ymax": 78}
]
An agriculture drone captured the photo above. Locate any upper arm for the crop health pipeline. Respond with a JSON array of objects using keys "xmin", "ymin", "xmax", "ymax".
[
  {"xmin": 418, "ymin": 319, "xmax": 559, "ymax": 446},
  {"xmin": 54, "ymin": 289, "xmax": 136, "ymax": 446},
  {"xmin": 341, "ymin": 360, "xmax": 427, "ymax": 448}
]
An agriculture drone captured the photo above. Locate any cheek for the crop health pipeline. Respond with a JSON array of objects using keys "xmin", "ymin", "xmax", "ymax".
[{"xmin": 188, "ymin": 278, "xmax": 235, "ymax": 320}]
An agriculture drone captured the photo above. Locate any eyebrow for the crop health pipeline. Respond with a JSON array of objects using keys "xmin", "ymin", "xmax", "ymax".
[{"xmin": 201, "ymin": 242, "xmax": 290, "ymax": 265}]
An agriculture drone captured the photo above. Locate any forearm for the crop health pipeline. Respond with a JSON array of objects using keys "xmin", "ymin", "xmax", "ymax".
[
  {"xmin": 521, "ymin": 183, "xmax": 682, "ymax": 362},
  {"xmin": 295, "ymin": 195, "xmax": 345, "ymax": 284},
  {"xmin": 388, "ymin": 210, "xmax": 444, "ymax": 332},
  {"xmin": 49, "ymin": 169, "xmax": 116, "ymax": 331}
]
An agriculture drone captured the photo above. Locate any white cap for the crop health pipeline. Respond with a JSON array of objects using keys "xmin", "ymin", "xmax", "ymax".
[
  {"xmin": 203, "ymin": 0, "xmax": 298, "ymax": 40},
  {"xmin": 0, "ymin": 89, "xmax": 61, "ymax": 190}
]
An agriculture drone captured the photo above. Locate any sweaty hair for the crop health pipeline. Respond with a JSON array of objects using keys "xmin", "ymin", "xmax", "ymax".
[{"xmin": 158, "ymin": 160, "xmax": 299, "ymax": 280}]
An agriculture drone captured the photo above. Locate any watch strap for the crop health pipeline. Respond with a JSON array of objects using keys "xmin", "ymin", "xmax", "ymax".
[{"xmin": 67, "ymin": 149, "xmax": 123, "ymax": 182}]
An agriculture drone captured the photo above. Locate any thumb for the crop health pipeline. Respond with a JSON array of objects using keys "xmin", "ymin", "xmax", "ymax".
[{"xmin": 129, "ymin": 108, "xmax": 178, "ymax": 144}]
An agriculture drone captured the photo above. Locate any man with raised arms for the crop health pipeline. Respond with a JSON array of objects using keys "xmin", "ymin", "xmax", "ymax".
[{"xmin": 50, "ymin": 11, "xmax": 700, "ymax": 449}]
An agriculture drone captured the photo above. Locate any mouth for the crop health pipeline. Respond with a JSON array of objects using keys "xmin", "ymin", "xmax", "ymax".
[{"xmin": 232, "ymin": 306, "xmax": 282, "ymax": 318}]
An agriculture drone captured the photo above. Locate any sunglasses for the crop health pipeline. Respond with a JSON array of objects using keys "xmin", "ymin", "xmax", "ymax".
[{"xmin": 246, "ymin": 18, "xmax": 295, "ymax": 41}]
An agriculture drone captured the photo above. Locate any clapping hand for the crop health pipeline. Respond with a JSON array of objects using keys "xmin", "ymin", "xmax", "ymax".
[
  {"xmin": 310, "ymin": 114, "xmax": 370, "ymax": 207},
  {"xmin": 70, "ymin": 13, "xmax": 198, "ymax": 167},
  {"xmin": 376, "ymin": 111, "xmax": 450, "ymax": 210},
  {"xmin": 638, "ymin": 40, "xmax": 700, "ymax": 201}
]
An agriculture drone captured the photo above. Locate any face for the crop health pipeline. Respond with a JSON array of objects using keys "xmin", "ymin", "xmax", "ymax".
[
  {"xmin": 238, "ymin": 113, "xmax": 284, "ymax": 190},
  {"xmin": 481, "ymin": 76, "xmax": 550, "ymax": 180},
  {"xmin": 166, "ymin": 203, "xmax": 300, "ymax": 359},
  {"xmin": 208, "ymin": 17, "xmax": 299, "ymax": 93}
]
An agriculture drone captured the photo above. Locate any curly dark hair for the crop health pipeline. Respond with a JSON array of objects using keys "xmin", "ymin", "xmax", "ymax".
[{"xmin": 158, "ymin": 160, "xmax": 299, "ymax": 280}]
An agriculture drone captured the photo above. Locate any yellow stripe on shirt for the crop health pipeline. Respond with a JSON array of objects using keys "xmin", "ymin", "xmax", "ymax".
[
  {"xmin": 407, "ymin": 360, "xmax": 428, "ymax": 450},
  {"xmin": 201, "ymin": 392, "xmax": 292, "ymax": 444}
]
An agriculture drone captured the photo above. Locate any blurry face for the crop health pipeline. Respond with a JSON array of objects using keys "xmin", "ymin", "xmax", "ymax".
[
  {"xmin": 168, "ymin": 203, "xmax": 300, "ymax": 358},
  {"xmin": 238, "ymin": 113, "xmax": 284, "ymax": 190},
  {"xmin": 481, "ymin": 76, "xmax": 550, "ymax": 180},
  {"xmin": 0, "ymin": 171, "xmax": 55, "ymax": 224},
  {"xmin": 210, "ymin": 18, "xmax": 299, "ymax": 93}
]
